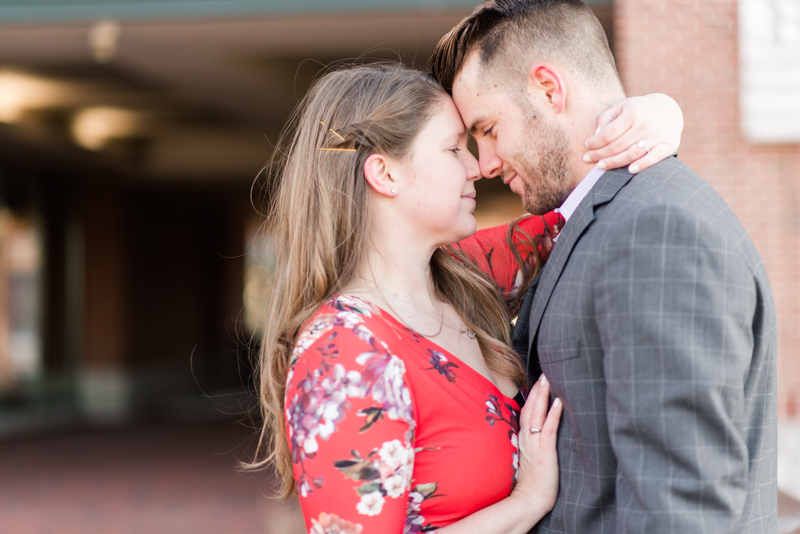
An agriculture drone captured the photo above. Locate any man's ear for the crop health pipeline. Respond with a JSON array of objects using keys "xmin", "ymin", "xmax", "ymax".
[
  {"xmin": 363, "ymin": 153, "xmax": 398, "ymax": 197},
  {"xmin": 527, "ymin": 63, "xmax": 567, "ymax": 115}
]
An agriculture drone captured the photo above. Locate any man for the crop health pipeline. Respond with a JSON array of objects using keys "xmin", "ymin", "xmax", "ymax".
[{"xmin": 432, "ymin": 1, "xmax": 778, "ymax": 533}]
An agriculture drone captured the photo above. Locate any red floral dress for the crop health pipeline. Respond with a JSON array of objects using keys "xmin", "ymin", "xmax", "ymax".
[{"xmin": 285, "ymin": 213, "xmax": 563, "ymax": 534}]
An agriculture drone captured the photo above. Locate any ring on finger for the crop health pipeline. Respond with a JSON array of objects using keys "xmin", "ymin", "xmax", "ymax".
[
  {"xmin": 530, "ymin": 426, "xmax": 542, "ymax": 434},
  {"xmin": 636, "ymin": 140, "xmax": 650, "ymax": 153}
]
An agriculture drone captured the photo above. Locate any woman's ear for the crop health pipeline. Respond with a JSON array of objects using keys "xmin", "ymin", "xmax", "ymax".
[
  {"xmin": 363, "ymin": 153, "xmax": 398, "ymax": 197},
  {"xmin": 527, "ymin": 63, "xmax": 567, "ymax": 115}
]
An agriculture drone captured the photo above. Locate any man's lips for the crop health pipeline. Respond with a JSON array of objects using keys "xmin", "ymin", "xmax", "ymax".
[{"xmin": 503, "ymin": 172, "xmax": 517, "ymax": 185}]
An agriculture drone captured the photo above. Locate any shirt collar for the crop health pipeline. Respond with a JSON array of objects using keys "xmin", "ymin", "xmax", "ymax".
[{"xmin": 554, "ymin": 165, "xmax": 605, "ymax": 223}]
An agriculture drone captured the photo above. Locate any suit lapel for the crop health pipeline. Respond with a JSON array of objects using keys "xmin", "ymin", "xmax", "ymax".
[
  {"xmin": 511, "ymin": 269, "xmax": 542, "ymax": 365},
  {"xmin": 527, "ymin": 168, "xmax": 635, "ymax": 354}
]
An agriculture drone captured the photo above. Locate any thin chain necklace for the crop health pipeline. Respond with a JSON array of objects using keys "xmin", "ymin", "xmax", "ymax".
[
  {"xmin": 381, "ymin": 293, "xmax": 445, "ymax": 338},
  {"xmin": 384, "ymin": 291, "xmax": 477, "ymax": 340},
  {"xmin": 355, "ymin": 276, "xmax": 475, "ymax": 339}
]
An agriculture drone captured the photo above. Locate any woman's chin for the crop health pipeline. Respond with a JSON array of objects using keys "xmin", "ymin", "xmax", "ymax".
[{"xmin": 452, "ymin": 217, "xmax": 478, "ymax": 243}]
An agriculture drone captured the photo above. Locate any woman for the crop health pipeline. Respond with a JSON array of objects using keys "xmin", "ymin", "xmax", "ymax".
[{"xmin": 253, "ymin": 64, "xmax": 681, "ymax": 533}]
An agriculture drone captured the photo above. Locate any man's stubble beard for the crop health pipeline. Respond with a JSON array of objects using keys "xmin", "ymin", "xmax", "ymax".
[{"xmin": 512, "ymin": 103, "xmax": 575, "ymax": 216}]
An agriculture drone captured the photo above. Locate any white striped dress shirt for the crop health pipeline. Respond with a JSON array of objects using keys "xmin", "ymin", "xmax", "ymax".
[{"xmin": 553, "ymin": 165, "xmax": 605, "ymax": 240}]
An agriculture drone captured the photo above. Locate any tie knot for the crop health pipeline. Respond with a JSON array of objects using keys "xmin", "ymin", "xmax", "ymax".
[{"xmin": 539, "ymin": 214, "xmax": 566, "ymax": 263}]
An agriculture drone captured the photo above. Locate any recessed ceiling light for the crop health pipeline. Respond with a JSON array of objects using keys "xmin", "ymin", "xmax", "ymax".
[
  {"xmin": 72, "ymin": 107, "xmax": 140, "ymax": 151},
  {"xmin": 0, "ymin": 70, "xmax": 65, "ymax": 123},
  {"xmin": 88, "ymin": 20, "xmax": 121, "ymax": 64}
]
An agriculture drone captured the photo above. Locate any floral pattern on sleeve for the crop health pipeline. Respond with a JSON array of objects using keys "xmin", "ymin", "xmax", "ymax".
[
  {"xmin": 310, "ymin": 512, "xmax": 364, "ymax": 534},
  {"xmin": 286, "ymin": 295, "xmax": 416, "ymax": 523},
  {"xmin": 332, "ymin": 438, "xmax": 415, "ymax": 517}
]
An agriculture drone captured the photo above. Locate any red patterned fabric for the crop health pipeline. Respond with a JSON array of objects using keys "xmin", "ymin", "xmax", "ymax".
[
  {"xmin": 453, "ymin": 212, "xmax": 565, "ymax": 313},
  {"xmin": 285, "ymin": 213, "xmax": 562, "ymax": 534}
]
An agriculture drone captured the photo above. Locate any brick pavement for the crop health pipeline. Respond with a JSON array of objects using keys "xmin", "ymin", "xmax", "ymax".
[
  {"xmin": 3, "ymin": 418, "xmax": 795, "ymax": 533},
  {"xmin": 0, "ymin": 420, "xmax": 306, "ymax": 534}
]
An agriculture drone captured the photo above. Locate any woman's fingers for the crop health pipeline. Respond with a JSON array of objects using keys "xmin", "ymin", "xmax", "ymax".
[
  {"xmin": 514, "ymin": 375, "xmax": 562, "ymax": 513},
  {"xmin": 583, "ymin": 93, "xmax": 683, "ymax": 171},
  {"xmin": 627, "ymin": 143, "xmax": 676, "ymax": 174},
  {"xmin": 524, "ymin": 374, "xmax": 551, "ymax": 435},
  {"xmin": 593, "ymin": 137, "xmax": 653, "ymax": 172},
  {"xmin": 587, "ymin": 102, "xmax": 626, "ymax": 148},
  {"xmin": 538, "ymin": 397, "xmax": 562, "ymax": 451},
  {"xmin": 586, "ymin": 134, "xmax": 642, "ymax": 169}
]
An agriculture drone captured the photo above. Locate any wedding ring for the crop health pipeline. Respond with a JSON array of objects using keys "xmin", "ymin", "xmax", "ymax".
[
  {"xmin": 636, "ymin": 140, "xmax": 650, "ymax": 153},
  {"xmin": 529, "ymin": 426, "xmax": 542, "ymax": 434}
]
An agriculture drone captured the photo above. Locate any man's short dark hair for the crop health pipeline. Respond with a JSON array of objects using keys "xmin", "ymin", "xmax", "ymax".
[{"xmin": 431, "ymin": 0, "xmax": 622, "ymax": 99}]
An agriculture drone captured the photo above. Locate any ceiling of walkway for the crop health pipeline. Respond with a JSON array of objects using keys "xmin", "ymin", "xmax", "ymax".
[{"xmin": 0, "ymin": 2, "xmax": 612, "ymax": 183}]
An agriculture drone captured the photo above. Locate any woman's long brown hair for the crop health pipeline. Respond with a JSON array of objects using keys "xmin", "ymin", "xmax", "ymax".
[{"xmin": 247, "ymin": 63, "xmax": 531, "ymax": 500}]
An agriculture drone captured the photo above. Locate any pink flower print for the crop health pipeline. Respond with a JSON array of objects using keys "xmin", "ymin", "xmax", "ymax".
[
  {"xmin": 309, "ymin": 512, "xmax": 364, "ymax": 534},
  {"xmin": 333, "ymin": 439, "xmax": 415, "ymax": 515},
  {"xmin": 356, "ymin": 491, "xmax": 385, "ymax": 516}
]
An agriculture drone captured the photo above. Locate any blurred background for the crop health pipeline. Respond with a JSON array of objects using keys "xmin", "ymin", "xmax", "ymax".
[{"xmin": 0, "ymin": 0, "xmax": 798, "ymax": 533}]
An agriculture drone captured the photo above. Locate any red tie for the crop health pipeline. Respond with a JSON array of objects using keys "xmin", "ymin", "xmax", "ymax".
[{"xmin": 539, "ymin": 213, "xmax": 566, "ymax": 264}]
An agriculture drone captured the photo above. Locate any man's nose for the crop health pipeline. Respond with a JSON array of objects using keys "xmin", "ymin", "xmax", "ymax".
[{"xmin": 479, "ymin": 152, "xmax": 503, "ymax": 179}]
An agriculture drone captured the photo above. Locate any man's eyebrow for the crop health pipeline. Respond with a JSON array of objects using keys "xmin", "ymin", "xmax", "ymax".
[{"xmin": 468, "ymin": 114, "xmax": 488, "ymax": 135}]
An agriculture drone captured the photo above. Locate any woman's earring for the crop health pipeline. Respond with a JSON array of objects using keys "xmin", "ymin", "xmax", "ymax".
[{"xmin": 391, "ymin": 188, "xmax": 397, "ymax": 194}]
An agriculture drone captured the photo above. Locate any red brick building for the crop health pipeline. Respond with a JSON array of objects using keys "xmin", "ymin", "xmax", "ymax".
[{"xmin": 615, "ymin": 0, "xmax": 800, "ymax": 420}]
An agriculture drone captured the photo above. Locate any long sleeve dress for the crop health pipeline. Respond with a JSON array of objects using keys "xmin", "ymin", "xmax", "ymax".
[{"xmin": 284, "ymin": 213, "xmax": 564, "ymax": 534}]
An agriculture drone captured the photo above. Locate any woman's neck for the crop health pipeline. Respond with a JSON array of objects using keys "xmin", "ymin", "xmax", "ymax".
[
  {"xmin": 347, "ymin": 240, "xmax": 437, "ymax": 308},
  {"xmin": 344, "ymin": 202, "xmax": 442, "ymax": 307}
]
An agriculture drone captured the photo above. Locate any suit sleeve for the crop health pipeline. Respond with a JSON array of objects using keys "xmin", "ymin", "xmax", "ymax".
[{"xmin": 594, "ymin": 204, "xmax": 756, "ymax": 533}]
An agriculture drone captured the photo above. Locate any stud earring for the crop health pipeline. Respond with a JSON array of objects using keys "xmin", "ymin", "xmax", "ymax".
[{"xmin": 391, "ymin": 188, "xmax": 396, "ymax": 194}]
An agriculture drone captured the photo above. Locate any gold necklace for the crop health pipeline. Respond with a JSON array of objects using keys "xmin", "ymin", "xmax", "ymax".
[
  {"xmin": 382, "ymin": 294, "xmax": 445, "ymax": 338},
  {"xmin": 354, "ymin": 275, "xmax": 476, "ymax": 339},
  {"xmin": 385, "ymin": 292, "xmax": 477, "ymax": 340},
  {"xmin": 353, "ymin": 275, "xmax": 445, "ymax": 337}
]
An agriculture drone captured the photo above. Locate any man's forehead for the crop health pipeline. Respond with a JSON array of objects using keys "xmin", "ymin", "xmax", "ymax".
[
  {"xmin": 453, "ymin": 51, "xmax": 484, "ymax": 95},
  {"xmin": 451, "ymin": 53, "xmax": 502, "ymax": 133}
]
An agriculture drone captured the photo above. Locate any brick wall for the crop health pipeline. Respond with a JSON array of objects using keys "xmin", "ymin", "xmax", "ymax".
[{"xmin": 615, "ymin": 0, "xmax": 800, "ymax": 419}]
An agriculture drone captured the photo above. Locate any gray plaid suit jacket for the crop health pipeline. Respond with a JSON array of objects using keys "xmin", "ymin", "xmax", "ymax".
[{"xmin": 518, "ymin": 157, "xmax": 778, "ymax": 534}]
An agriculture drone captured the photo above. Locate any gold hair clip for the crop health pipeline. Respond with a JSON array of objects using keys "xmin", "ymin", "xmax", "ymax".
[
  {"xmin": 318, "ymin": 121, "xmax": 357, "ymax": 152},
  {"xmin": 320, "ymin": 121, "xmax": 345, "ymax": 141}
]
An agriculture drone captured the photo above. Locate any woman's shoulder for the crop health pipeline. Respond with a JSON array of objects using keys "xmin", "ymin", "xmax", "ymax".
[
  {"xmin": 292, "ymin": 295, "xmax": 386, "ymax": 363},
  {"xmin": 290, "ymin": 294, "xmax": 414, "ymax": 369},
  {"xmin": 287, "ymin": 294, "xmax": 417, "ymax": 428}
]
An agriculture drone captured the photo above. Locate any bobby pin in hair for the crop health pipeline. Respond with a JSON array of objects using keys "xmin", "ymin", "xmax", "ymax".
[{"xmin": 318, "ymin": 121, "xmax": 356, "ymax": 151}]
